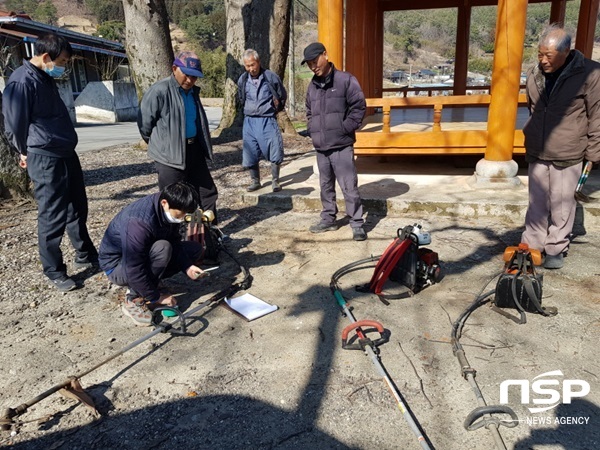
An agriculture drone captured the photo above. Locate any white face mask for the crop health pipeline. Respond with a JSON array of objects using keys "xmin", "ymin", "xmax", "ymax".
[{"xmin": 164, "ymin": 209, "xmax": 184, "ymax": 224}]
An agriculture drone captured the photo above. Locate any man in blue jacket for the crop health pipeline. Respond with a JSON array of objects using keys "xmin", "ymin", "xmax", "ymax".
[
  {"xmin": 2, "ymin": 33, "xmax": 98, "ymax": 292},
  {"xmin": 99, "ymin": 182, "xmax": 209, "ymax": 327},
  {"xmin": 237, "ymin": 49, "xmax": 287, "ymax": 192},
  {"xmin": 138, "ymin": 51, "xmax": 218, "ymax": 222},
  {"xmin": 303, "ymin": 42, "xmax": 367, "ymax": 241}
]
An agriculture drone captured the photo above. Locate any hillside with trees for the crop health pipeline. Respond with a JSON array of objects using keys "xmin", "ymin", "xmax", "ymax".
[{"xmin": 383, "ymin": 1, "xmax": 599, "ymax": 77}]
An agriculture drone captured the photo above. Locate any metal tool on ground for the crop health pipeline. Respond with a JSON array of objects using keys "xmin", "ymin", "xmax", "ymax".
[
  {"xmin": 450, "ymin": 276, "xmax": 518, "ymax": 450},
  {"xmin": 0, "ymin": 246, "xmax": 251, "ymax": 432},
  {"xmin": 450, "ymin": 243, "xmax": 557, "ymax": 449},
  {"xmin": 331, "ymin": 256, "xmax": 433, "ymax": 450},
  {"xmin": 575, "ymin": 160, "xmax": 595, "ymax": 203}
]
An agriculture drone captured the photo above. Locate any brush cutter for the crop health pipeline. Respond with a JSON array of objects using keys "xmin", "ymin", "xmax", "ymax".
[
  {"xmin": 331, "ymin": 257, "xmax": 433, "ymax": 450},
  {"xmin": 451, "ymin": 283, "xmax": 519, "ymax": 450},
  {"xmin": 0, "ymin": 246, "xmax": 251, "ymax": 432},
  {"xmin": 492, "ymin": 243, "xmax": 556, "ymax": 324},
  {"xmin": 185, "ymin": 208, "xmax": 226, "ymax": 263},
  {"xmin": 359, "ymin": 224, "xmax": 441, "ymax": 304},
  {"xmin": 575, "ymin": 160, "xmax": 595, "ymax": 203},
  {"xmin": 450, "ymin": 244, "xmax": 557, "ymax": 450}
]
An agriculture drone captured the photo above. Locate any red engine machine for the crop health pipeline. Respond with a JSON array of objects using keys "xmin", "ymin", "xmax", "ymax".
[{"xmin": 368, "ymin": 224, "xmax": 442, "ymax": 304}]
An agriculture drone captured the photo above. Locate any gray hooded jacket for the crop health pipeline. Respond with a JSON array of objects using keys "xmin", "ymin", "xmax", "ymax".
[{"xmin": 138, "ymin": 75, "xmax": 213, "ymax": 169}]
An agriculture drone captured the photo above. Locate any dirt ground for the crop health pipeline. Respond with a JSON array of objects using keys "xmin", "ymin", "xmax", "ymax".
[{"xmin": 1, "ymin": 137, "xmax": 599, "ymax": 450}]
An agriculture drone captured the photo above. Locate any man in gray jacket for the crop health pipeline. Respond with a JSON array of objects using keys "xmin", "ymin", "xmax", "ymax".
[
  {"xmin": 522, "ymin": 25, "xmax": 600, "ymax": 269},
  {"xmin": 138, "ymin": 51, "xmax": 218, "ymax": 222},
  {"xmin": 303, "ymin": 42, "xmax": 367, "ymax": 241}
]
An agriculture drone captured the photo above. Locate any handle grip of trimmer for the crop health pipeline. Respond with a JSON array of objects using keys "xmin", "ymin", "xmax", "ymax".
[
  {"xmin": 341, "ymin": 320, "xmax": 389, "ymax": 350},
  {"xmin": 464, "ymin": 405, "xmax": 519, "ymax": 431},
  {"xmin": 151, "ymin": 307, "xmax": 187, "ymax": 334}
]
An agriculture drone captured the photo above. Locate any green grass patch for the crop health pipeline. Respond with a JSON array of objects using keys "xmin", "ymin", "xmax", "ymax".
[
  {"xmin": 292, "ymin": 121, "xmax": 307, "ymax": 131},
  {"xmin": 295, "ymin": 71, "xmax": 314, "ymax": 80}
]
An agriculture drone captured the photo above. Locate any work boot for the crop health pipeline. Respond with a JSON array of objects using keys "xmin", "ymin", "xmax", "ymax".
[
  {"xmin": 544, "ymin": 253, "xmax": 564, "ymax": 269},
  {"xmin": 49, "ymin": 275, "xmax": 78, "ymax": 292},
  {"xmin": 309, "ymin": 222, "xmax": 339, "ymax": 233},
  {"xmin": 73, "ymin": 256, "xmax": 100, "ymax": 272},
  {"xmin": 247, "ymin": 165, "xmax": 261, "ymax": 192},
  {"xmin": 352, "ymin": 227, "xmax": 368, "ymax": 241},
  {"xmin": 271, "ymin": 163, "xmax": 281, "ymax": 192}
]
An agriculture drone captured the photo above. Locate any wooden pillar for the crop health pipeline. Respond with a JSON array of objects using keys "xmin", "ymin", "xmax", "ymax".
[
  {"xmin": 318, "ymin": 0, "xmax": 344, "ymax": 68},
  {"xmin": 549, "ymin": 0, "xmax": 567, "ymax": 26},
  {"xmin": 373, "ymin": 3, "xmax": 384, "ymax": 99},
  {"xmin": 485, "ymin": 0, "xmax": 527, "ymax": 161},
  {"xmin": 346, "ymin": 0, "xmax": 382, "ymax": 99},
  {"xmin": 575, "ymin": 0, "xmax": 600, "ymax": 58},
  {"xmin": 347, "ymin": 0, "xmax": 367, "ymax": 92},
  {"xmin": 454, "ymin": 4, "xmax": 471, "ymax": 96}
]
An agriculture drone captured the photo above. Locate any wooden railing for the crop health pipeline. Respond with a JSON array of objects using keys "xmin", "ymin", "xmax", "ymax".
[
  {"xmin": 354, "ymin": 94, "xmax": 528, "ymax": 155},
  {"xmin": 382, "ymin": 85, "xmax": 491, "ymax": 97},
  {"xmin": 381, "ymin": 84, "xmax": 525, "ymax": 97}
]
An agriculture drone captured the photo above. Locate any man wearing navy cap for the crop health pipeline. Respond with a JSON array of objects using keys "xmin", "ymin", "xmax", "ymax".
[
  {"xmin": 138, "ymin": 51, "xmax": 219, "ymax": 222},
  {"xmin": 302, "ymin": 42, "xmax": 367, "ymax": 241}
]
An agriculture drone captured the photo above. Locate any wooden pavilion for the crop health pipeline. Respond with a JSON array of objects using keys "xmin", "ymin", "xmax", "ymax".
[{"xmin": 316, "ymin": 0, "xmax": 599, "ymax": 166}]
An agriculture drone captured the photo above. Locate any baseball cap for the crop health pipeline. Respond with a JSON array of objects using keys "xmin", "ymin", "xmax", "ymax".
[
  {"xmin": 173, "ymin": 51, "xmax": 204, "ymax": 78},
  {"xmin": 301, "ymin": 42, "xmax": 326, "ymax": 65}
]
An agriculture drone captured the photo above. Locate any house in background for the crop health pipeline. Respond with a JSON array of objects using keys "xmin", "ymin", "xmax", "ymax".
[{"xmin": 0, "ymin": 10, "xmax": 136, "ymax": 123}]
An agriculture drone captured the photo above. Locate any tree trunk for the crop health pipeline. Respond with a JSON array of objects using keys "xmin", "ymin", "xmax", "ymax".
[
  {"xmin": 122, "ymin": 0, "xmax": 173, "ymax": 100},
  {"xmin": 217, "ymin": 0, "xmax": 295, "ymax": 137},
  {"xmin": 0, "ymin": 92, "xmax": 31, "ymax": 199}
]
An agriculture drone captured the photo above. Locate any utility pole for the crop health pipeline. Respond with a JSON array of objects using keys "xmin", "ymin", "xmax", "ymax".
[{"xmin": 288, "ymin": 0, "xmax": 296, "ymax": 119}]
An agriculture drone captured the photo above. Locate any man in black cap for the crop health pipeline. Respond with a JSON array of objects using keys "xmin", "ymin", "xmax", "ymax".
[
  {"xmin": 138, "ymin": 51, "xmax": 219, "ymax": 222},
  {"xmin": 302, "ymin": 42, "xmax": 367, "ymax": 241}
]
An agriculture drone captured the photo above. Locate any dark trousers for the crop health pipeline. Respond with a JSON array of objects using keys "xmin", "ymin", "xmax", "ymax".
[
  {"xmin": 27, "ymin": 153, "xmax": 97, "ymax": 280},
  {"xmin": 155, "ymin": 141, "xmax": 219, "ymax": 223},
  {"xmin": 316, "ymin": 146, "xmax": 364, "ymax": 228},
  {"xmin": 107, "ymin": 240, "xmax": 203, "ymax": 296}
]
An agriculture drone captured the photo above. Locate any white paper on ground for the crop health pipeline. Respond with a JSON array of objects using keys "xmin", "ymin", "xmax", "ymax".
[{"xmin": 224, "ymin": 293, "xmax": 278, "ymax": 321}]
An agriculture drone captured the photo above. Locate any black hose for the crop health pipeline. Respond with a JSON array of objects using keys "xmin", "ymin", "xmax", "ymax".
[
  {"xmin": 451, "ymin": 271, "xmax": 503, "ymax": 342},
  {"xmin": 330, "ymin": 255, "xmax": 380, "ymax": 293}
]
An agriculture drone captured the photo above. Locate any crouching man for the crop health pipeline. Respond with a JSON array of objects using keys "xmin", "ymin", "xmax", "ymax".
[{"xmin": 99, "ymin": 182, "xmax": 208, "ymax": 326}]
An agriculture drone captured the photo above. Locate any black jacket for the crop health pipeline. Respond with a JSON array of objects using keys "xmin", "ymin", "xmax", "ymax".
[
  {"xmin": 2, "ymin": 60, "xmax": 77, "ymax": 157},
  {"xmin": 98, "ymin": 193, "xmax": 194, "ymax": 302},
  {"xmin": 305, "ymin": 64, "xmax": 366, "ymax": 151}
]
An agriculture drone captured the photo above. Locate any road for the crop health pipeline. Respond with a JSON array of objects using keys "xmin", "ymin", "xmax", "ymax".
[{"xmin": 74, "ymin": 107, "xmax": 223, "ymax": 153}]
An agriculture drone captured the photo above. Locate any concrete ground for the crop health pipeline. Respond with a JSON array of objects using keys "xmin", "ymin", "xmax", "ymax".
[{"xmin": 242, "ymin": 153, "xmax": 600, "ymax": 228}]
